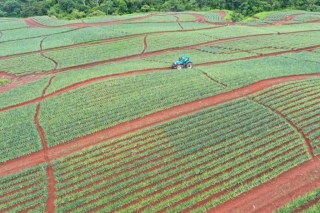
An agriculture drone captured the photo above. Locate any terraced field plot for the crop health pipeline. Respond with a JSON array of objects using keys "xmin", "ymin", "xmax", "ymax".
[{"xmin": 1, "ymin": 11, "xmax": 320, "ymax": 213}]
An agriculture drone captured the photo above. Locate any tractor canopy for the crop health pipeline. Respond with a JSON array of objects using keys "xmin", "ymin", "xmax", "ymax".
[{"xmin": 174, "ymin": 56, "xmax": 190, "ymax": 65}]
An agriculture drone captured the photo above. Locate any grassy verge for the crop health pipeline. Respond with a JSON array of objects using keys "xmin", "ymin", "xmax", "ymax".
[{"xmin": 0, "ymin": 79, "xmax": 10, "ymax": 86}]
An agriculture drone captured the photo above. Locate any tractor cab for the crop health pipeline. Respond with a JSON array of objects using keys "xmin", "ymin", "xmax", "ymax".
[{"xmin": 172, "ymin": 56, "xmax": 193, "ymax": 70}]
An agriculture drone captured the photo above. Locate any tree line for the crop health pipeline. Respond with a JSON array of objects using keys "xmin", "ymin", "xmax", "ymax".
[{"xmin": 1, "ymin": 0, "xmax": 320, "ymax": 19}]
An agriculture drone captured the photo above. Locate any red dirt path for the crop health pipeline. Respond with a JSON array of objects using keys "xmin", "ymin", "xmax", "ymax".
[
  {"xmin": 273, "ymin": 14, "xmax": 300, "ymax": 25},
  {"xmin": 34, "ymin": 76, "xmax": 56, "ymax": 213},
  {"xmin": 209, "ymin": 157, "xmax": 320, "ymax": 213},
  {"xmin": 1, "ymin": 73, "xmax": 320, "ymax": 179}
]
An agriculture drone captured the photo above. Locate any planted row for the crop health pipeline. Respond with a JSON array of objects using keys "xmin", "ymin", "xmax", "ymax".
[
  {"xmin": 51, "ymin": 98, "xmax": 310, "ymax": 212},
  {"xmin": 0, "ymin": 165, "xmax": 48, "ymax": 212}
]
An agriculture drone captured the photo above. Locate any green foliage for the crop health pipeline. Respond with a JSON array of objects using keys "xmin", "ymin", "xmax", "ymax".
[
  {"xmin": 0, "ymin": 37, "xmax": 44, "ymax": 56},
  {"xmin": 251, "ymin": 78, "xmax": 320, "ymax": 155},
  {"xmin": 40, "ymin": 70, "xmax": 226, "ymax": 147},
  {"xmin": 0, "ymin": 79, "xmax": 9, "ymax": 86},
  {"xmin": 0, "ymin": 27, "xmax": 75, "ymax": 42},
  {"xmin": 0, "ymin": 20, "xmax": 26, "ymax": 30},
  {"xmin": 0, "ymin": 77, "xmax": 51, "ymax": 109},
  {"xmin": 51, "ymin": 98, "xmax": 309, "ymax": 212},
  {"xmin": 44, "ymin": 36, "xmax": 144, "ymax": 69},
  {"xmin": 0, "ymin": 105, "xmax": 42, "ymax": 164},
  {"xmin": 46, "ymin": 59, "xmax": 168, "ymax": 94},
  {"xmin": 0, "ymin": 164, "xmax": 48, "ymax": 212},
  {"xmin": 0, "ymin": 54, "xmax": 56, "ymax": 75},
  {"xmin": 202, "ymin": 56, "xmax": 320, "ymax": 89}
]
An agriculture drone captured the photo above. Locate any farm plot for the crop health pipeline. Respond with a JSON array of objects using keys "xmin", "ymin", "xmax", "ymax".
[
  {"xmin": 51, "ymin": 98, "xmax": 310, "ymax": 213},
  {"xmin": 176, "ymin": 14, "xmax": 197, "ymax": 21},
  {"xmin": 0, "ymin": 165, "xmax": 48, "ymax": 212},
  {"xmin": 205, "ymin": 12, "xmax": 223, "ymax": 22},
  {"xmin": 201, "ymin": 33, "xmax": 320, "ymax": 55},
  {"xmin": 46, "ymin": 59, "xmax": 168, "ymax": 94},
  {"xmin": 0, "ymin": 77, "xmax": 51, "ymax": 109},
  {"xmin": 0, "ymin": 20, "xmax": 27, "ymax": 30},
  {"xmin": 44, "ymin": 36, "xmax": 144, "ymax": 69},
  {"xmin": 111, "ymin": 23, "xmax": 183, "ymax": 34},
  {"xmin": 294, "ymin": 14, "xmax": 320, "ymax": 22},
  {"xmin": 267, "ymin": 23, "xmax": 320, "ymax": 33},
  {"xmin": 202, "ymin": 56, "xmax": 320, "ymax": 89},
  {"xmin": 264, "ymin": 11, "xmax": 302, "ymax": 21},
  {"xmin": 0, "ymin": 27, "xmax": 76, "ymax": 42},
  {"xmin": 31, "ymin": 16, "xmax": 82, "ymax": 26},
  {"xmin": 83, "ymin": 14, "xmax": 149, "ymax": 23},
  {"xmin": 281, "ymin": 52, "xmax": 320, "ymax": 63},
  {"xmin": 178, "ymin": 22, "xmax": 213, "ymax": 29},
  {"xmin": 199, "ymin": 25, "xmax": 273, "ymax": 39},
  {"xmin": 0, "ymin": 54, "xmax": 56, "ymax": 75},
  {"xmin": 0, "ymin": 37, "xmax": 44, "ymax": 56},
  {"xmin": 42, "ymin": 25, "xmax": 130, "ymax": 49},
  {"xmin": 251, "ymin": 78, "xmax": 320, "ymax": 155},
  {"xmin": 0, "ymin": 105, "xmax": 42, "ymax": 164},
  {"xmin": 132, "ymin": 15, "xmax": 177, "ymax": 22},
  {"xmin": 146, "ymin": 31, "xmax": 215, "ymax": 52},
  {"xmin": 39, "ymin": 70, "xmax": 227, "ymax": 147},
  {"xmin": 275, "ymin": 187, "xmax": 320, "ymax": 212},
  {"xmin": 144, "ymin": 49, "xmax": 255, "ymax": 64}
]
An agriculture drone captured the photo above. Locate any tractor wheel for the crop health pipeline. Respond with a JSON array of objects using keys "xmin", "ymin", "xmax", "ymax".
[
  {"xmin": 176, "ymin": 65, "xmax": 182, "ymax": 70},
  {"xmin": 186, "ymin": 63, "xmax": 193, "ymax": 69}
]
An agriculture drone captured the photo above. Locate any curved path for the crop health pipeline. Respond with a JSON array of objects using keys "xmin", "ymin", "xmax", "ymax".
[
  {"xmin": 273, "ymin": 14, "xmax": 300, "ymax": 25},
  {"xmin": 1, "ymin": 73, "xmax": 320, "ymax": 178},
  {"xmin": 209, "ymin": 156, "xmax": 320, "ymax": 213}
]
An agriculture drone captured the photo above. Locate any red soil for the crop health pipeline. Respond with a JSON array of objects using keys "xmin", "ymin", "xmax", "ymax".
[
  {"xmin": 217, "ymin": 11, "xmax": 227, "ymax": 20},
  {"xmin": 33, "ymin": 76, "xmax": 56, "ymax": 213},
  {"xmin": 141, "ymin": 35, "xmax": 148, "ymax": 54},
  {"xmin": 24, "ymin": 18, "xmax": 48, "ymax": 28},
  {"xmin": 209, "ymin": 156, "xmax": 320, "ymax": 213},
  {"xmin": 273, "ymin": 14, "xmax": 300, "ymax": 26}
]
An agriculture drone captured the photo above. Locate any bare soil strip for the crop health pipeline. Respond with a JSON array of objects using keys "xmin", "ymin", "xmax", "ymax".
[
  {"xmin": 141, "ymin": 35, "xmax": 148, "ymax": 54},
  {"xmin": 33, "ymin": 76, "xmax": 56, "ymax": 213},
  {"xmin": 273, "ymin": 14, "xmax": 300, "ymax": 26},
  {"xmin": 209, "ymin": 156, "xmax": 320, "ymax": 213}
]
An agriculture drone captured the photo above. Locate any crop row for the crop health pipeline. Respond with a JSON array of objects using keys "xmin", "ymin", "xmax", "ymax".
[
  {"xmin": 275, "ymin": 187, "xmax": 320, "ymax": 212},
  {"xmin": 0, "ymin": 53, "xmax": 56, "ymax": 75},
  {"xmin": 0, "ymin": 165, "xmax": 48, "ymax": 212},
  {"xmin": 207, "ymin": 32, "xmax": 320, "ymax": 54},
  {"xmin": 264, "ymin": 11, "xmax": 302, "ymax": 21},
  {"xmin": 40, "ymin": 70, "xmax": 226, "ymax": 147},
  {"xmin": 0, "ymin": 77, "xmax": 51, "ymax": 109},
  {"xmin": 44, "ymin": 36, "xmax": 144, "ymax": 69},
  {"xmin": 0, "ymin": 37, "xmax": 44, "ymax": 57},
  {"xmin": 251, "ymin": 78, "xmax": 320, "ymax": 154},
  {"xmin": 0, "ymin": 20, "xmax": 27, "ymax": 30},
  {"xmin": 205, "ymin": 13, "xmax": 222, "ymax": 22},
  {"xmin": 0, "ymin": 27, "xmax": 75, "ymax": 42},
  {"xmin": 145, "ymin": 31, "xmax": 215, "ymax": 52},
  {"xmin": 31, "ymin": 16, "xmax": 82, "ymax": 26},
  {"xmin": 0, "ymin": 104, "xmax": 43, "ymax": 164},
  {"xmin": 201, "ymin": 55, "xmax": 320, "ymax": 89},
  {"xmin": 294, "ymin": 14, "xmax": 320, "ymax": 22},
  {"xmin": 50, "ymin": 98, "xmax": 309, "ymax": 212},
  {"xmin": 42, "ymin": 23, "xmax": 185, "ymax": 50}
]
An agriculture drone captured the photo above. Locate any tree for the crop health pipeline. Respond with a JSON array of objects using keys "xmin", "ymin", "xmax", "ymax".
[
  {"xmin": 117, "ymin": 0, "xmax": 128, "ymax": 14},
  {"xmin": 2, "ymin": 0, "xmax": 22, "ymax": 16}
]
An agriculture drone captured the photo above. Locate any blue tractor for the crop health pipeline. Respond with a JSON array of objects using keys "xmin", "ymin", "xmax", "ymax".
[{"xmin": 172, "ymin": 56, "xmax": 193, "ymax": 70}]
